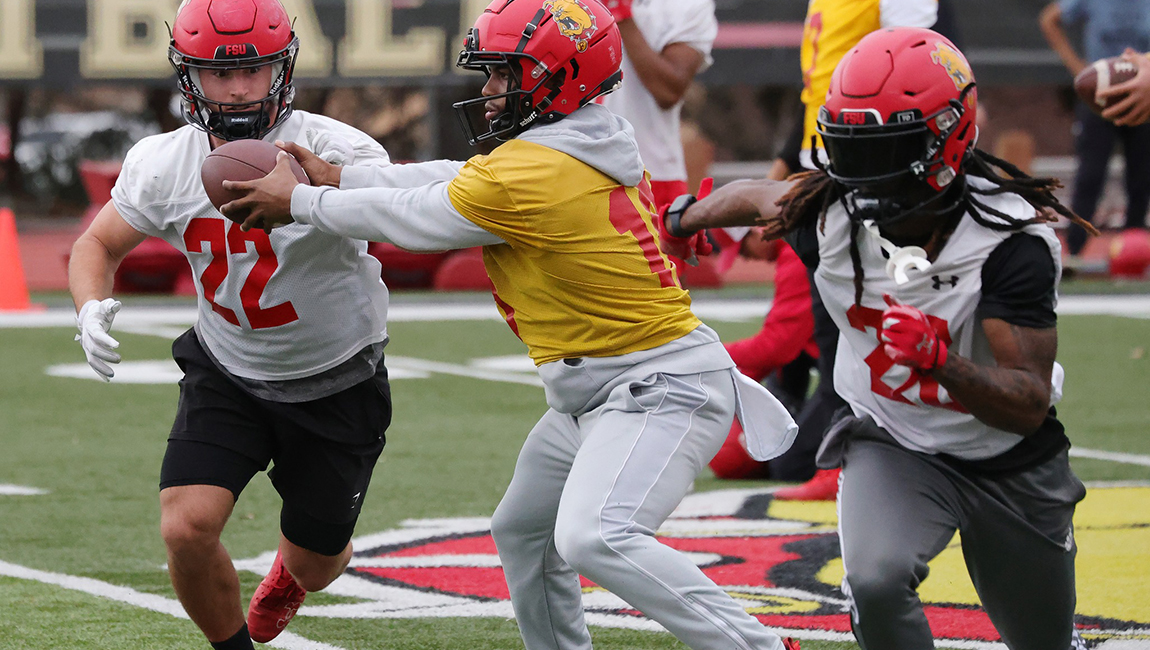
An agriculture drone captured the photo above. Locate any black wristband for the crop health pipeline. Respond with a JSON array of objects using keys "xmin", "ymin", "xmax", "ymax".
[{"xmin": 665, "ymin": 193, "xmax": 698, "ymax": 238}]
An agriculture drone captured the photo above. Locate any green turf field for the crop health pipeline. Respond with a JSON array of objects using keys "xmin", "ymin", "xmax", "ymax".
[{"xmin": 1, "ymin": 293, "xmax": 1147, "ymax": 649}]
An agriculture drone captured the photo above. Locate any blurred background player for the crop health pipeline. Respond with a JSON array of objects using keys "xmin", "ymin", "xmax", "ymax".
[
  {"xmin": 798, "ymin": 0, "xmax": 947, "ymax": 170},
  {"xmin": 598, "ymin": 0, "xmax": 718, "ymax": 210},
  {"xmin": 217, "ymin": 2, "xmax": 800, "ymax": 648},
  {"xmin": 1040, "ymin": 0, "xmax": 1150, "ymax": 261},
  {"xmin": 662, "ymin": 27, "xmax": 1094, "ymax": 650},
  {"xmin": 67, "ymin": 1, "xmax": 393, "ymax": 648}
]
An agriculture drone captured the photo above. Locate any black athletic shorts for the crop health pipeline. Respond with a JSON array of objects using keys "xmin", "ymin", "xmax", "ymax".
[{"xmin": 160, "ymin": 329, "xmax": 390, "ymax": 555}]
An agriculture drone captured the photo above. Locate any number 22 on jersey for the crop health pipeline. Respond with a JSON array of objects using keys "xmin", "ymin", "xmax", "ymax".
[
  {"xmin": 183, "ymin": 218, "xmax": 299, "ymax": 330},
  {"xmin": 847, "ymin": 303, "xmax": 966, "ymax": 412}
]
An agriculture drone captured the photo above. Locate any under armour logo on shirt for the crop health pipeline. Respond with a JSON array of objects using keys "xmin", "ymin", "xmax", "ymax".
[{"xmin": 931, "ymin": 275, "xmax": 959, "ymax": 290}]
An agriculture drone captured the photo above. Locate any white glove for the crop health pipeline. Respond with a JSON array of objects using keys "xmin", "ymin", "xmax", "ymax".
[
  {"xmin": 306, "ymin": 128, "xmax": 356, "ymax": 166},
  {"xmin": 75, "ymin": 298, "xmax": 122, "ymax": 381}
]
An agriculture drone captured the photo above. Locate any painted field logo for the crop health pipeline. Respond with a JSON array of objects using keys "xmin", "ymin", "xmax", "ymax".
[{"xmin": 243, "ymin": 486, "xmax": 1150, "ymax": 647}]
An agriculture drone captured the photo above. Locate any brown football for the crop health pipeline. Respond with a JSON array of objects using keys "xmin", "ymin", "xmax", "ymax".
[
  {"xmin": 200, "ymin": 139, "xmax": 310, "ymax": 222},
  {"xmin": 1074, "ymin": 56, "xmax": 1139, "ymax": 115}
]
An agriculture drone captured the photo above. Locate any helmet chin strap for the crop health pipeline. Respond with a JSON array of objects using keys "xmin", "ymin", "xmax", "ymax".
[
  {"xmin": 489, "ymin": 109, "xmax": 515, "ymax": 139},
  {"xmin": 861, "ymin": 219, "xmax": 932, "ymax": 285},
  {"xmin": 206, "ymin": 108, "xmax": 270, "ymax": 141}
]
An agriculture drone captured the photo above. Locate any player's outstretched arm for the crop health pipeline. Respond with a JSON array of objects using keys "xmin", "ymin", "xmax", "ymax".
[
  {"xmin": 280, "ymin": 140, "xmax": 342, "ymax": 188},
  {"xmin": 1100, "ymin": 49, "xmax": 1150, "ymax": 126},
  {"xmin": 677, "ymin": 178, "xmax": 794, "ymax": 233},
  {"xmin": 226, "ymin": 154, "xmax": 503, "ymax": 251}
]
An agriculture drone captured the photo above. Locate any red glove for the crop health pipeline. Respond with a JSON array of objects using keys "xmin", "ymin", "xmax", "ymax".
[
  {"xmin": 657, "ymin": 178, "xmax": 714, "ymax": 266},
  {"xmin": 601, "ymin": 0, "xmax": 633, "ymax": 22},
  {"xmin": 879, "ymin": 294, "xmax": 948, "ymax": 371}
]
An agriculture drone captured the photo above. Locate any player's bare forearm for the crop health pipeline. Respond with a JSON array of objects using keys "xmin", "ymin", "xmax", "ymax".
[
  {"xmin": 679, "ymin": 179, "xmax": 792, "ymax": 233},
  {"xmin": 68, "ymin": 201, "xmax": 146, "ymax": 309},
  {"xmin": 619, "ymin": 22, "xmax": 701, "ymax": 109},
  {"xmin": 68, "ymin": 235, "xmax": 122, "ymax": 310},
  {"xmin": 932, "ymin": 323, "xmax": 1057, "ymax": 435}
]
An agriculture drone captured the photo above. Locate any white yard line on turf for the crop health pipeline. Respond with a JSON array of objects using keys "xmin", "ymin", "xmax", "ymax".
[
  {"xmin": 0, "ymin": 560, "xmax": 348, "ymax": 650},
  {"xmin": 0, "ymin": 484, "xmax": 49, "ymax": 495},
  {"xmin": 1071, "ymin": 447, "xmax": 1150, "ymax": 468}
]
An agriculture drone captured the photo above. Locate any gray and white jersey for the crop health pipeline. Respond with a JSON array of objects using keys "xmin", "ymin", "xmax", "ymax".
[
  {"xmin": 111, "ymin": 110, "xmax": 391, "ymax": 381},
  {"xmin": 814, "ymin": 177, "xmax": 1063, "ymax": 460}
]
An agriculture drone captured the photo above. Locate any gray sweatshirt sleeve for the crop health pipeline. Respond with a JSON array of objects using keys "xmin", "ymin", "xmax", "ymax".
[
  {"xmin": 340, "ymin": 159, "xmax": 467, "ymax": 189},
  {"xmin": 290, "ymin": 181, "xmax": 506, "ymax": 251}
]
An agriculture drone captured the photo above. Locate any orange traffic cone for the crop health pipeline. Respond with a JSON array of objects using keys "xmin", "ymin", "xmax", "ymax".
[{"xmin": 0, "ymin": 207, "xmax": 35, "ymax": 311}]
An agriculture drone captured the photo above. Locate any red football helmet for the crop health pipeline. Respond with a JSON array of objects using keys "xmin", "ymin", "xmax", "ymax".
[
  {"xmin": 453, "ymin": 0, "xmax": 624, "ymax": 144},
  {"xmin": 817, "ymin": 28, "xmax": 978, "ymax": 211},
  {"xmin": 168, "ymin": 0, "xmax": 299, "ymax": 141}
]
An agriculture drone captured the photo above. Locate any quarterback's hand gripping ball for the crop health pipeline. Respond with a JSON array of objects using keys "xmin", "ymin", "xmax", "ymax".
[
  {"xmin": 201, "ymin": 139, "xmax": 310, "ymax": 223},
  {"xmin": 879, "ymin": 294, "xmax": 948, "ymax": 371}
]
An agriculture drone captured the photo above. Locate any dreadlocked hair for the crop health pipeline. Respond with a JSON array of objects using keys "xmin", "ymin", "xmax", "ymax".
[
  {"xmin": 769, "ymin": 147, "xmax": 1098, "ymax": 307},
  {"xmin": 767, "ymin": 169, "xmax": 842, "ymax": 240},
  {"xmin": 963, "ymin": 148, "xmax": 1098, "ymax": 236}
]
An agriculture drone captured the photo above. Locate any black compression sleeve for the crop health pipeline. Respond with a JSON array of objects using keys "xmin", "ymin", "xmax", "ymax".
[
  {"xmin": 785, "ymin": 218, "xmax": 821, "ymax": 270},
  {"xmin": 978, "ymin": 233, "xmax": 1058, "ymax": 328}
]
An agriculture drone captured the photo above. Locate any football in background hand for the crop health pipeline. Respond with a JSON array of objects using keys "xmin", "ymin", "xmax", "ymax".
[
  {"xmin": 1074, "ymin": 56, "xmax": 1139, "ymax": 114},
  {"xmin": 200, "ymin": 139, "xmax": 310, "ymax": 222}
]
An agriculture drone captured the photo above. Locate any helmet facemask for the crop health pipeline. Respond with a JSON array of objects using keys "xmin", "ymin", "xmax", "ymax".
[
  {"xmin": 451, "ymin": 0, "xmax": 624, "ymax": 147},
  {"xmin": 452, "ymin": 29, "xmax": 562, "ymax": 145},
  {"xmin": 819, "ymin": 85, "xmax": 976, "ymax": 227}
]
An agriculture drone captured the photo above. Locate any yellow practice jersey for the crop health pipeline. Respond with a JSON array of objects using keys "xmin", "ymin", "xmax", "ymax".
[
  {"xmin": 800, "ymin": 0, "xmax": 882, "ymax": 154},
  {"xmin": 447, "ymin": 140, "xmax": 701, "ymax": 365},
  {"xmin": 799, "ymin": 0, "xmax": 937, "ymax": 156}
]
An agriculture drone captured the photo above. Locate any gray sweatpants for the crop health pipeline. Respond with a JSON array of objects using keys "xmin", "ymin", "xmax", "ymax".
[
  {"xmin": 491, "ymin": 369, "xmax": 788, "ymax": 650},
  {"xmin": 827, "ymin": 417, "xmax": 1086, "ymax": 650}
]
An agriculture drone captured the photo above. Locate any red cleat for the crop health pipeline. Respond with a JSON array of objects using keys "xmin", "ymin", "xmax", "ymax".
[
  {"xmin": 774, "ymin": 468, "xmax": 841, "ymax": 501},
  {"xmin": 784, "ymin": 638, "xmax": 801, "ymax": 650},
  {"xmin": 248, "ymin": 551, "xmax": 307, "ymax": 643}
]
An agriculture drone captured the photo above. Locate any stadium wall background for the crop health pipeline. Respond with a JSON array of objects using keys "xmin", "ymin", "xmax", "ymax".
[{"xmin": 0, "ymin": 0, "xmax": 1068, "ymax": 89}]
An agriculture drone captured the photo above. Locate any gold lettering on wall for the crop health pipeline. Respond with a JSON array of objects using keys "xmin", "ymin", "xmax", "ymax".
[
  {"xmin": 80, "ymin": 0, "xmax": 179, "ymax": 78},
  {"xmin": 0, "ymin": 0, "xmax": 42, "ymax": 79},
  {"xmin": 338, "ymin": 0, "xmax": 446, "ymax": 77},
  {"xmin": 280, "ymin": 0, "xmax": 333, "ymax": 76}
]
